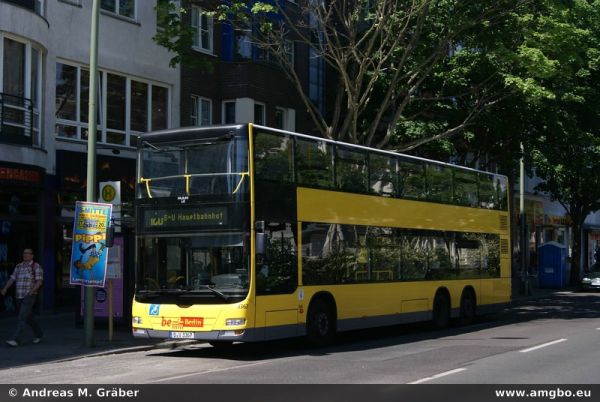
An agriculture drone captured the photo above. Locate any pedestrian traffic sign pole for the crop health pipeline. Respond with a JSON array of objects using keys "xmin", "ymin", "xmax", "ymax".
[{"xmin": 99, "ymin": 181, "xmax": 120, "ymax": 342}]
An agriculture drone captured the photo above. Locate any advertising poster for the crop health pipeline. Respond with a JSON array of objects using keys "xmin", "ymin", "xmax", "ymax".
[{"xmin": 70, "ymin": 201, "xmax": 112, "ymax": 287}]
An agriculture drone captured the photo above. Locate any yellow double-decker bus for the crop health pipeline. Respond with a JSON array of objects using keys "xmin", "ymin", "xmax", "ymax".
[{"xmin": 131, "ymin": 124, "xmax": 511, "ymax": 346}]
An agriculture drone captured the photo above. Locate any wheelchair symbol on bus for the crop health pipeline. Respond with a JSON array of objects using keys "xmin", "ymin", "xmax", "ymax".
[{"xmin": 149, "ymin": 304, "xmax": 160, "ymax": 316}]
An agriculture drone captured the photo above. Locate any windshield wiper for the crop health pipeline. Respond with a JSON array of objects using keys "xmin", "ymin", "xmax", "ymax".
[{"xmin": 192, "ymin": 285, "xmax": 230, "ymax": 301}]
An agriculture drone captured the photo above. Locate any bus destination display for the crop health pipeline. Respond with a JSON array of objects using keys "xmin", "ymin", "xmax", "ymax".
[{"xmin": 142, "ymin": 207, "xmax": 227, "ymax": 230}]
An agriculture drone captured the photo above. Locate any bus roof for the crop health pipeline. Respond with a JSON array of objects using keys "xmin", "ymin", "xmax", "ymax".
[
  {"xmin": 137, "ymin": 124, "xmax": 247, "ymax": 144},
  {"xmin": 253, "ymin": 125, "xmax": 506, "ymax": 181},
  {"xmin": 138, "ymin": 124, "xmax": 506, "ymax": 180}
]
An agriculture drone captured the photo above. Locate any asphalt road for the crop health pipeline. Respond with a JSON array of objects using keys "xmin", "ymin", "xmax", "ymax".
[{"xmin": 2, "ymin": 291, "xmax": 600, "ymax": 384}]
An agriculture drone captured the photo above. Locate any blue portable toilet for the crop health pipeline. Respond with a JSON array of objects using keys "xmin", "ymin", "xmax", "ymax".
[{"xmin": 538, "ymin": 242, "xmax": 568, "ymax": 289}]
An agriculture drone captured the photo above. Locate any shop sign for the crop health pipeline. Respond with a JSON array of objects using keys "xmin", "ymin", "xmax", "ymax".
[
  {"xmin": 548, "ymin": 215, "xmax": 571, "ymax": 226},
  {"xmin": 0, "ymin": 166, "xmax": 41, "ymax": 184},
  {"xmin": 69, "ymin": 201, "xmax": 113, "ymax": 288}
]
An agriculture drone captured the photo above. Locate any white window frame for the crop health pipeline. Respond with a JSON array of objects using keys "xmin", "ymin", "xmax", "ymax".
[
  {"xmin": 190, "ymin": 95, "xmax": 212, "ymax": 126},
  {"xmin": 35, "ymin": 0, "xmax": 45, "ymax": 16},
  {"xmin": 55, "ymin": 61, "xmax": 170, "ymax": 147},
  {"xmin": 101, "ymin": 0, "xmax": 137, "ymax": 20},
  {"xmin": 0, "ymin": 33, "xmax": 43, "ymax": 147},
  {"xmin": 191, "ymin": 6, "xmax": 214, "ymax": 54},
  {"xmin": 58, "ymin": 0, "xmax": 80, "ymax": 6}
]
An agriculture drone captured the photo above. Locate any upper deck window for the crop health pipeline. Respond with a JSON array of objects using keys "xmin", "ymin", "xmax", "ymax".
[{"xmin": 139, "ymin": 136, "xmax": 248, "ymax": 198}]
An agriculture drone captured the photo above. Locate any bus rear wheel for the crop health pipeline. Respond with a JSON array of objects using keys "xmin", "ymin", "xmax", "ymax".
[
  {"xmin": 459, "ymin": 289, "xmax": 477, "ymax": 325},
  {"xmin": 432, "ymin": 292, "xmax": 450, "ymax": 329},
  {"xmin": 307, "ymin": 299, "xmax": 335, "ymax": 346}
]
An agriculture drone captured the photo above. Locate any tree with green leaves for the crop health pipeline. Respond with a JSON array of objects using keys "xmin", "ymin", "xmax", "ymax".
[
  {"xmin": 521, "ymin": 0, "xmax": 600, "ymax": 285},
  {"xmin": 155, "ymin": 0, "xmax": 529, "ymax": 149},
  {"xmin": 449, "ymin": 0, "xmax": 600, "ymax": 285}
]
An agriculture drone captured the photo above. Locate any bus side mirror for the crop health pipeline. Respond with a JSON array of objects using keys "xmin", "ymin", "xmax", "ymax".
[{"xmin": 256, "ymin": 232, "xmax": 267, "ymax": 256}]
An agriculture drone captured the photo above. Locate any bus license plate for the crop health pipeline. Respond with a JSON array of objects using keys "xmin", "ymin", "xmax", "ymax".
[{"xmin": 170, "ymin": 332, "xmax": 194, "ymax": 339}]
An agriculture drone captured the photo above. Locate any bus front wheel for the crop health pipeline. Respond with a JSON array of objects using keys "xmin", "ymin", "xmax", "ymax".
[{"xmin": 306, "ymin": 299, "xmax": 335, "ymax": 346}]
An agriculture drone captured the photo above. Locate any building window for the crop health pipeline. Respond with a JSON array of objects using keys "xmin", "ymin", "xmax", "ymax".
[
  {"xmin": 274, "ymin": 107, "xmax": 295, "ymax": 131},
  {"xmin": 101, "ymin": 0, "xmax": 135, "ymax": 19},
  {"xmin": 309, "ymin": 47, "xmax": 325, "ymax": 114},
  {"xmin": 152, "ymin": 85, "xmax": 168, "ymax": 131},
  {"xmin": 191, "ymin": 6, "xmax": 213, "ymax": 53},
  {"xmin": 223, "ymin": 101, "xmax": 236, "ymax": 124},
  {"xmin": 0, "ymin": 36, "xmax": 43, "ymax": 146},
  {"xmin": 284, "ymin": 40, "xmax": 295, "ymax": 66},
  {"xmin": 156, "ymin": 0, "xmax": 173, "ymax": 30},
  {"xmin": 274, "ymin": 108, "xmax": 285, "ymax": 130},
  {"xmin": 234, "ymin": 31, "xmax": 252, "ymax": 59},
  {"xmin": 55, "ymin": 62, "xmax": 169, "ymax": 146},
  {"xmin": 254, "ymin": 102, "xmax": 265, "ymax": 126},
  {"xmin": 190, "ymin": 95, "xmax": 211, "ymax": 126},
  {"xmin": 130, "ymin": 80, "xmax": 148, "ymax": 132}
]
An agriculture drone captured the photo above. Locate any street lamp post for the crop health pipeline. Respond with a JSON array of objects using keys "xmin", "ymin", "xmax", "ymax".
[
  {"xmin": 520, "ymin": 142, "xmax": 529, "ymax": 296},
  {"xmin": 84, "ymin": 0, "xmax": 100, "ymax": 347}
]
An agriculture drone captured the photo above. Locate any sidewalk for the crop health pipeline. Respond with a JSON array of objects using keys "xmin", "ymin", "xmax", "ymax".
[
  {"xmin": 0, "ymin": 311, "xmax": 168, "ymax": 370},
  {"xmin": 509, "ymin": 275, "xmax": 572, "ymax": 303}
]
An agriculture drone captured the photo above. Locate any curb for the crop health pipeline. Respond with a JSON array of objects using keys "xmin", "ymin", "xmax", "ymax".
[{"xmin": 51, "ymin": 339, "xmax": 200, "ymax": 363}]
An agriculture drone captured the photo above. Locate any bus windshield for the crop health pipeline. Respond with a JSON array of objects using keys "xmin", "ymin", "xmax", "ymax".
[
  {"xmin": 138, "ymin": 137, "xmax": 248, "ymax": 198},
  {"xmin": 136, "ymin": 232, "xmax": 250, "ymax": 303}
]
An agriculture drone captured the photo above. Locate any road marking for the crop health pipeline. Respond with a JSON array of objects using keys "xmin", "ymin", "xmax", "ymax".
[
  {"xmin": 519, "ymin": 338, "xmax": 567, "ymax": 353},
  {"xmin": 408, "ymin": 368, "xmax": 467, "ymax": 384},
  {"xmin": 152, "ymin": 360, "xmax": 273, "ymax": 383}
]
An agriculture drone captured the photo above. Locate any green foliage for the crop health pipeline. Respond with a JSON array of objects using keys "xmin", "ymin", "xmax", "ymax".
[{"xmin": 153, "ymin": 0, "xmax": 213, "ymax": 71}]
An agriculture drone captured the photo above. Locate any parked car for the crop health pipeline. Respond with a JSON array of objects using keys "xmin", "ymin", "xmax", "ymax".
[{"xmin": 581, "ymin": 266, "xmax": 600, "ymax": 290}]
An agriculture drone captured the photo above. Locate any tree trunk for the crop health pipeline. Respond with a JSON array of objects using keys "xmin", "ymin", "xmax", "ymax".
[{"xmin": 570, "ymin": 219, "xmax": 583, "ymax": 287}]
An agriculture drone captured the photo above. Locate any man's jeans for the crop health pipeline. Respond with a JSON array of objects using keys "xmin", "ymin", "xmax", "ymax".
[{"xmin": 13, "ymin": 295, "xmax": 43, "ymax": 343}]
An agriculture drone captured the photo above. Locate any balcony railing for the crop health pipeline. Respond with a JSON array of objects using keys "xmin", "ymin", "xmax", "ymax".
[
  {"xmin": 0, "ymin": 93, "xmax": 34, "ymax": 146},
  {"xmin": 1, "ymin": 0, "xmax": 41, "ymax": 15}
]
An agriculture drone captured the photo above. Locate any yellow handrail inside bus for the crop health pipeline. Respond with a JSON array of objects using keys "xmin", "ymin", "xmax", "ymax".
[
  {"xmin": 140, "ymin": 178, "xmax": 153, "ymax": 198},
  {"xmin": 233, "ymin": 172, "xmax": 249, "ymax": 195},
  {"xmin": 184, "ymin": 174, "xmax": 191, "ymax": 195}
]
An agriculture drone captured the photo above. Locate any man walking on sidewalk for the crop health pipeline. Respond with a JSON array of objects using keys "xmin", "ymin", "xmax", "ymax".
[{"xmin": 1, "ymin": 248, "xmax": 44, "ymax": 347}]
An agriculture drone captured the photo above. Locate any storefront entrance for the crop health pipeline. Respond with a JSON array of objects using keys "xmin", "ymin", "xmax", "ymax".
[{"xmin": 0, "ymin": 163, "xmax": 44, "ymax": 315}]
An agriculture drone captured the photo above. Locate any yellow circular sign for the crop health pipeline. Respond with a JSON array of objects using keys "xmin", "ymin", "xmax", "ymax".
[{"xmin": 102, "ymin": 184, "xmax": 116, "ymax": 202}]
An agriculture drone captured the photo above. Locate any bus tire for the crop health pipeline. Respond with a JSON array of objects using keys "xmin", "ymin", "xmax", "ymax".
[
  {"xmin": 459, "ymin": 288, "xmax": 477, "ymax": 325},
  {"xmin": 432, "ymin": 291, "xmax": 451, "ymax": 329},
  {"xmin": 306, "ymin": 299, "xmax": 336, "ymax": 346}
]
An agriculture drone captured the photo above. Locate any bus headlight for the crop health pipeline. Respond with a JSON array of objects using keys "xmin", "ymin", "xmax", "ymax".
[
  {"xmin": 582, "ymin": 277, "xmax": 591, "ymax": 283},
  {"xmin": 132, "ymin": 316, "xmax": 143, "ymax": 324},
  {"xmin": 226, "ymin": 318, "xmax": 246, "ymax": 326}
]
